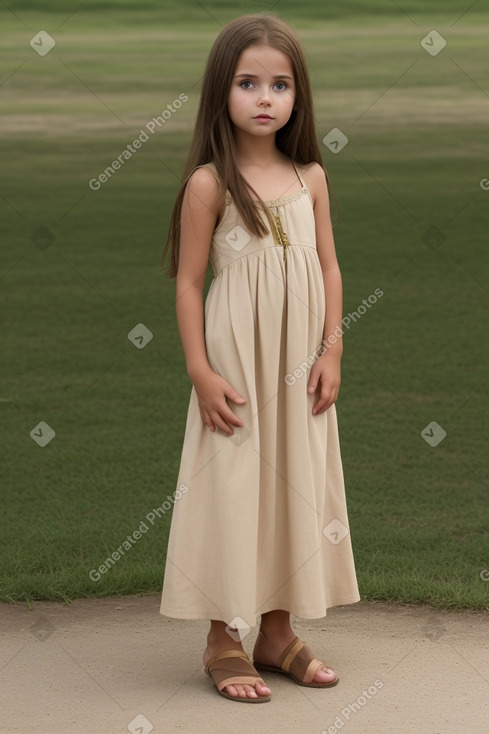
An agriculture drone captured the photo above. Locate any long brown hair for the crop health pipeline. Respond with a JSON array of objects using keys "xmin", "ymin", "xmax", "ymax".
[{"xmin": 161, "ymin": 13, "xmax": 340, "ymax": 278}]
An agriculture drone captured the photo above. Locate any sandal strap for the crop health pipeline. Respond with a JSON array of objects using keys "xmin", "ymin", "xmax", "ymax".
[
  {"xmin": 205, "ymin": 649, "xmax": 264, "ymax": 693},
  {"xmin": 280, "ymin": 637, "xmax": 304, "ymax": 672},
  {"xmin": 303, "ymin": 657, "xmax": 329, "ymax": 685},
  {"xmin": 278, "ymin": 637, "xmax": 328, "ymax": 684},
  {"xmin": 205, "ymin": 648, "xmax": 249, "ymax": 671}
]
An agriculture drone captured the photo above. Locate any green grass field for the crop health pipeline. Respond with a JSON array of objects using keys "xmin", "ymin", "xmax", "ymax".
[{"xmin": 1, "ymin": 1, "xmax": 488, "ymax": 610}]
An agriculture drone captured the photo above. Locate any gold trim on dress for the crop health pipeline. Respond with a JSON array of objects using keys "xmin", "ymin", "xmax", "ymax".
[{"xmin": 264, "ymin": 206, "xmax": 290, "ymax": 262}]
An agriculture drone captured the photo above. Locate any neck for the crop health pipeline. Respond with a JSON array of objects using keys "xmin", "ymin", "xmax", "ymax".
[{"xmin": 233, "ymin": 130, "xmax": 281, "ymax": 168}]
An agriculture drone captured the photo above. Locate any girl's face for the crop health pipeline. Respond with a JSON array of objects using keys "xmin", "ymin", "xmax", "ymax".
[{"xmin": 228, "ymin": 44, "xmax": 296, "ymax": 139}]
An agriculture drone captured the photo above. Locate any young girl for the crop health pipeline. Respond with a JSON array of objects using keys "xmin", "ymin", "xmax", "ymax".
[{"xmin": 160, "ymin": 13, "xmax": 360, "ymax": 703}]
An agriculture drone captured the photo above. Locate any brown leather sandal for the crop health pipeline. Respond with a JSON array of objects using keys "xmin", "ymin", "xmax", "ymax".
[
  {"xmin": 253, "ymin": 636, "xmax": 339, "ymax": 688},
  {"xmin": 204, "ymin": 649, "xmax": 271, "ymax": 703}
]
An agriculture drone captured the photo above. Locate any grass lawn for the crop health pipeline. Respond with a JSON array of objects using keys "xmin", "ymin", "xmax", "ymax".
[{"xmin": 1, "ymin": 1, "xmax": 488, "ymax": 610}]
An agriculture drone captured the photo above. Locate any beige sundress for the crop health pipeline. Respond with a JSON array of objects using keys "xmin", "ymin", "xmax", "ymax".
[{"xmin": 160, "ymin": 161, "xmax": 360, "ymax": 628}]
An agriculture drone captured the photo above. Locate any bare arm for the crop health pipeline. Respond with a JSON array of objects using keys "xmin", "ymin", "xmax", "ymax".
[
  {"xmin": 176, "ymin": 167, "xmax": 219, "ymax": 380},
  {"xmin": 305, "ymin": 163, "xmax": 343, "ymax": 414},
  {"xmin": 176, "ymin": 167, "xmax": 245, "ymax": 434}
]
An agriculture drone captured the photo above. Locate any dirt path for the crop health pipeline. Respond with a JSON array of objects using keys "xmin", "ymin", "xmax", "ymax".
[{"xmin": 1, "ymin": 595, "xmax": 488, "ymax": 733}]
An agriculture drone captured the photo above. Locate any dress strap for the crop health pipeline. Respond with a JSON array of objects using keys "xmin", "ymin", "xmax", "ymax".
[{"xmin": 291, "ymin": 160, "xmax": 306, "ymax": 188}]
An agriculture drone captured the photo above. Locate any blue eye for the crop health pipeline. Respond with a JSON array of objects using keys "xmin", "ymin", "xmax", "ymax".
[
  {"xmin": 240, "ymin": 80, "xmax": 254, "ymax": 89},
  {"xmin": 274, "ymin": 81, "xmax": 287, "ymax": 91}
]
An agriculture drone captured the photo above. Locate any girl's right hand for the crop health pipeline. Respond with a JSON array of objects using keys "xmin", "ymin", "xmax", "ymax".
[{"xmin": 190, "ymin": 367, "xmax": 246, "ymax": 435}]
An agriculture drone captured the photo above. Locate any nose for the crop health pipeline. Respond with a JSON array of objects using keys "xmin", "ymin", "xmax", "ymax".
[{"xmin": 257, "ymin": 85, "xmax": 271, "ymax": 106}]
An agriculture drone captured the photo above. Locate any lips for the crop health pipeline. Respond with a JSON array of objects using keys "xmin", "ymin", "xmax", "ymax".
[{"xmin": 254, "ymin": 114, "xmax": 272, "ymax": 119}]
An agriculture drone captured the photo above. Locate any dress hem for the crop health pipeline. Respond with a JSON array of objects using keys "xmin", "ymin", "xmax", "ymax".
[{"xmin": 159, "ymin": 596, "xmax": 361, "ymax": 626}]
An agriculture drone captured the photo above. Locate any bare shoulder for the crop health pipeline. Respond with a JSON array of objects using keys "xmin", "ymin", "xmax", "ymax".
[
  {"xmin": 187, "ymin": 163, "xmax": 220, "ymax": 199},
  {"xmin": 302, "ymin": 161, "xmax": 326, "ymax": 193},
  {"xmin": 184, "ymin": 165, "xmax": 227, "ymax": 227},
  {"xmin": 298, "ymin": 161, "xmax": 327, "ymax": 204}
]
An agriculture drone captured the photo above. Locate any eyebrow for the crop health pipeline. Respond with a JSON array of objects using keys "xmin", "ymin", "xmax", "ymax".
[{"xmin": 233, "ymin": 73, "xmax": 293, "ymax": 80}]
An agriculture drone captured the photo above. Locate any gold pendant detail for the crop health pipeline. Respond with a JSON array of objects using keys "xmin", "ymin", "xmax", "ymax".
[{"xmin": 272, "ymin": 211, "xmax": 289, "ymax": 262}]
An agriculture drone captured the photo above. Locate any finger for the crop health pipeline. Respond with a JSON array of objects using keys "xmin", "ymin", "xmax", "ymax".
[
  {"xmin": 307, "ymin": 369, "xmax": 319, "ymax": 394},
  {"xmin": 313, "ymin": 399, "xmax": 329, "ymax": 415},
  {"xmin": 313, "ymin": 388, "xmax": 338, "ymax": 415},
  {"xmin": 225, "ymin": 386, "xmax": 246, "ymax": 405},
  {"xmin": 312, "ymin": 387, "xmax": 333, "ymax": 415},
  {"xmin": 211, "ymin": 413, "xmax": 235, "ymax": 436},
  {"xmin": 221, "ymin": 405, "xmax": 245, "ymax": 427},
  {"xmin": 201, "ymin": 410, "xmax": 215, "ymax": 432}
]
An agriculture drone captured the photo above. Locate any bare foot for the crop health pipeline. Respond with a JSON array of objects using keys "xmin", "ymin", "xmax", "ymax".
[
  {"xmin": 253, "ymin": 628, "xmax": 337, "ymax": 685},
  {"xmin": 203, "ymin": 634, "xmax": 271, "ymax": 700}
]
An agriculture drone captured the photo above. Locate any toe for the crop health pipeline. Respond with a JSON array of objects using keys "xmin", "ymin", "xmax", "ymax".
[
  {"xmin": 234, "ymin": 684, "xmax": 253, "ymax": 698},
  {"xmin": 228, "ymin": 684, "xmax": 246, "ymax": 698},
  {"xmin": 224, "ymin": 681, "xmax": 270, "ymax": 698},
  {"xmin": 224, "ymin": 684, "xmax": 239, "ymax": 697},
  {"xmin": 313, "ymin": 664, "xmax": 337, "ymax": 684},
  {"xmin": 244, "ymin": 684, "xmax": 258, "ymax": 698},
  {"xmin": 255, "ymin": 679, "xmax": 271, "ymax": 696}
]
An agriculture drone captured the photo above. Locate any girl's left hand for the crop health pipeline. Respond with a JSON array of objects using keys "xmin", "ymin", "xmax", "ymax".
[{"xmin": 307, "ymin": 351, "xmax": 341, "ymax": 415}]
